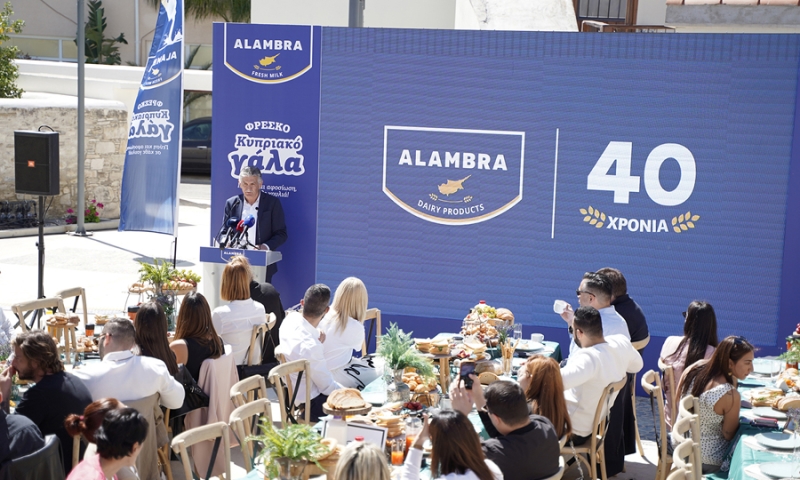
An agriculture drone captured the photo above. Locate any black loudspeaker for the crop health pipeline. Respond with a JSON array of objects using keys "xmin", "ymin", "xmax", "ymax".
[{"xmin": 14, "ymin": 130, "xmax": 60, "ymax": 196}]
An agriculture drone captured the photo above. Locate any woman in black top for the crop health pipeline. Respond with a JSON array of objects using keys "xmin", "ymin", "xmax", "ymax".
[{"xmin": 170, "ymin": 292, "xmax": 224, "ymax": 381}]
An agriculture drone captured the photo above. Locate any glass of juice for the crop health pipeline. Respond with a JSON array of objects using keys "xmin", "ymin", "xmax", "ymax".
[
  {"xmin": 405, "ymin": 417, "xmax": 422, "ymax": 451},
  {"xmin": 391, "ymin": 439, "xmax": 405, "ymax": 466}
]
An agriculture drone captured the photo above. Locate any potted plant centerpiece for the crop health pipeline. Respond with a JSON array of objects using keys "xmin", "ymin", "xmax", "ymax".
[
  {"xmin": 781, "ymin": 335, "xmax": 800, "ymax": 370},
  {"xmin": 377, "ymin": 323, "xmax": 435, "ymax": 402},
  {"xmin": 136, "ymin": 260, "xmax": 201, "ymax": 330},
  {"xmin": 247, "ymin": 421, "xmax": 330, "ymax": 480}
]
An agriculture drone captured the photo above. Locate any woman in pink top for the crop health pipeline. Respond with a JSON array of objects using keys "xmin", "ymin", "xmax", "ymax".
[
  {"xmin": 67, "ymin": 407, "xmax": 148, "ymax": 480},
  {"xmin": 659, "ymin": 301, "xmax": 718, "ymax": 427}
]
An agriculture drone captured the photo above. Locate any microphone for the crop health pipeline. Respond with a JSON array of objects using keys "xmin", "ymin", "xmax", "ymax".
[
  {"xmin": 219, "ymin": 217, "xmax": 239, "ymax": 249},
  {"xmin": 238, "ymin": 215, "xmax": 256, "ymax": 248},
  {"xmin": 230, "ymin": 219, "xmax": 246, "ymax": 248}
]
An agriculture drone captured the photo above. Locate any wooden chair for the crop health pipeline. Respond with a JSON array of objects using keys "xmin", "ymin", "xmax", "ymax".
[
  {"xmin": 641, "ymin": 370, "xmax": 671, "ymax": 480},
  {"xmin": 229, "ymin": 398, "xmax": 272, "ymax": 471},
  {"xmin": 678, "ymin": 395, "xmax": 701, "ymax": 441},
  {"xmin": 268, "ymin": 358, "xmax": 312, "ymax": 427},
  {"xmin": 361, "ymin": 308, "xmax": 381, "ymax": 356},
  {"xmin": 630, "ymin": 334, "xmax": 650, "ymax": 457},
  {"xmin": 560, "ymin": 376, "xmax": 628, "ymax": 480},
  {"xmin": 247, "ymin": 323, "xmax": 269, "ymax": 367},
  {"xmin": 658, "ymin": 357, "xmax": 678, "ymax": 427},
  {"xmin": 171, "ymin": 422, "xmax": 232, "ymax": 480},
  {"xmin": 671, "ymin": 414, "xmax": 702, "ymax": 476},
  {"xmin": 12, "ymin": 296, "xmax": 66, "ymax": 332},
  {"xmin": 54, "ymin": 287, "xmax": 89, "ymax": 328},
  {"xmin": 157, "ymin": 409, "xmax": 174, "ymax": 480},
  {"xmin": 230, "ymin": 374, "xmax": 270, "ymax": 408},
  {"xmin": 666, "ymin": 467, "xmax": 692, "ymax": 480},
  {"xmin": 72, "ymin": 434, "xmax": 81, "ymax": 472},
  {"xmin": 672, "ymin": 437, "xmax": 701, "ymax": 480},
  {"xmin": 13, "ymin": 297, "xmax": 80, "ymax": 365}
]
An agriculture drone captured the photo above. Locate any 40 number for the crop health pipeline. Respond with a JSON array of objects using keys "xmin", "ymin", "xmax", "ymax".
[{"xmin": 586, "ymin": 141, "xmax": 696, "ymax": 206}]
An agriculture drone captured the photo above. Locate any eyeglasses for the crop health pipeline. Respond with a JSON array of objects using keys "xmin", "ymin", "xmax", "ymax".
[{"xmin": 576, "ymin": 290, "xmax": 595, "ymax": 298}]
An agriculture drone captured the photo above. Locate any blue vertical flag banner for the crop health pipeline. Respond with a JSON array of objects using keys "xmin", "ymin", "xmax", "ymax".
[
  {"xmin": 119, "ymin": 0, "xmax": 184, "ymax": 235},
  {"xmin": 211, "ymin": 23, "xmax": 322, "ymax": 306}
]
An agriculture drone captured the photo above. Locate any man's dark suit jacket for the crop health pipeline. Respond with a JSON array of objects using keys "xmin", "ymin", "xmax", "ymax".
[{"xmin": 221, "ymin": 193, "xmax": 288, "ymax": 280}]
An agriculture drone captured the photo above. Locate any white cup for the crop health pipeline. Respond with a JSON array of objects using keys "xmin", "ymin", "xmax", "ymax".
[
  {"xmin": 531, "ymin": 333, "xmax": 544, "ymax": 343},
  {"xmin": 553, "ymin": 299, "xmax": 569, "ymax": 314}
]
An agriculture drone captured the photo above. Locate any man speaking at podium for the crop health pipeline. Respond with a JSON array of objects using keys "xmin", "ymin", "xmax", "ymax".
[{"xmin": 220, "ymin": 166, "xmax": 288, "ymax": 283}]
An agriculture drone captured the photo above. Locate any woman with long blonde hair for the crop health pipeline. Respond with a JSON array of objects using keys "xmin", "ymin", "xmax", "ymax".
[
  {"xmin": 319, "ymin": 277, "xmax": 379, "ymax": 389},
  {"xmin": 333, "ymin": 441, "xmax": 391, "ymax": 480},
  {"xmin": 518, "ymin": 355, "xmax": 572, "ymax": 439}
]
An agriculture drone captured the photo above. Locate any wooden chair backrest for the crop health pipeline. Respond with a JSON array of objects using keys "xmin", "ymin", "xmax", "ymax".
[
  {"xmin": 230, "ymin": 375, "xmax": 269, "ymax": 408},
  {"xmin": 171, "ymin": 422, "xmax": 232, "ymax": 480},
  {"xmin": 247, "ymin": 323, "xmax": 269, "ymax": 366},
  {"xmin": 672, "ymin": 413, "xmax": 702, "ymax": 474},
  {"xmin": 678, "ymin": 395, "xmax": 702, "ymax": 441},
  {"xmin": 12, "ymin": 297, "xmax": 67, "ymax": 332},
  {"xmin": 361, "ymin": 308, "xmax": 381, "ymax": 356},
  {"xmin": 268, "ymin": 359, "xmax": 312, "ymax": 427},
  {"xmin": 666, "ymin": 467, "xmax": 692, "ymax": 480},
  {"xmin": 54, "ymin": 287, "xmax": 88, "ymax": 328},
  {"xmin": 658, "ymin": 357, "xmax": 678, "ymax": 425},
  {"xmin": 672, "ymin": 437, "xmax": 700, "ymax": 477},
  {"xmin": 229, "ymin": 398, "xmax": 272, "ymax": 471},
  {"xmin": 641, "ymin": 370, "xmax": 670, "ymax": 480}
]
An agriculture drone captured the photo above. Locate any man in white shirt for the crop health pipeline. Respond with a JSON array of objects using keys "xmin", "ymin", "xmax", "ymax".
[
  {"xmin": 560, "ymin": 271, "xmax": 630, "ymax": 357},
  {"xmin": 561, "ymin": 306, "xmax": 642, "ymax": 444},
  {"xmin": 278, "ymin": 284, "xmax": 342, "ymax": 422},
  {"xmin": 72, "ymin": 318, "xmax": 184, "ymax": 409}
]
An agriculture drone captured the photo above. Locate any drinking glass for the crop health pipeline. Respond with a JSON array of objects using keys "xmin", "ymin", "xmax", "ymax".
[
  {"xmin": 391, "ymin": 438, "xmax": 405, "ymax": 466},
  {"xmin": 405, "ymin": 417, "xmax": 422, "ymax": 451},
  {"xmin": 513, "ymin": 324, "xmax": 523, "ymax": 342}
]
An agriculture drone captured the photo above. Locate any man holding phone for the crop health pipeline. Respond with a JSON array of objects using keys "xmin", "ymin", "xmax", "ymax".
[{"xmin": 451, "ymin": 377, "xmax": 560, "ymax": 480}]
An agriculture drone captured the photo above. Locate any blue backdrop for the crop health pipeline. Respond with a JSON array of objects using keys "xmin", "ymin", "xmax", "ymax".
[{"xmin": 214, "ymin": 26, "xmax": 800, "ymax": 357}]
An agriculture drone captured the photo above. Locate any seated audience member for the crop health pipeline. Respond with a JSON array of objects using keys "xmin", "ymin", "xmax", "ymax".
[
  {"xmin": 660, "ymin": 300, "xmax": 718, "ymax": 428},
  {"xmin": 135, "ymin": 302, "xmax": 179, "ymax": 377},
  {"xmin": 560, "ymin": 272, "xmax": 630, "ymax": 357},
  {"xmin": 170, "ymin": 292, "xmax": 224, "ymax": 381},
  {"xmin": 518, "ymin": 355, "xmax": 573, "ymax": 439},
  {"xmin": 0, "ymin": 391, "xmax": 45, "ymax": 464},
  {"xmin": 67, "ymin": 407, "xmax": 148, "ymax": 480},
  {"xmin": 72, "ymin": 318, "xmax": 184, "ymax": 409},
  {"xmin": 229, "ymin": 255, "xmax": 286, "ymax": 365},
  {"xmin": 212, "ymin": 258, "xmax": 267, "ymax": 365},
  {"xmin": 0, "ymin": 331, "xmax": 92, "ymax": 472},
  {"xmin": 333, "ymin": 441, "xmax": 391, "ymax": 480},
  {"xmin": 675, "ymin": 336, "xmax": 753, "ymax": 474},
  {"xmin": 596, "ymin": 267, "xmax": 649, "ymax": 347},
  {"xmin": 401, "ymin": 410, "xmax": 503, "ymax": 480},
  {"xmin": 452, "ymin": 378, "xmax": 560, "ymax": 480},
  {"xmin": 278, "ymin": 284, "xmax": 342, "ymax": 422},
  {"xmin": 65, "ymin": 398, "xmax": 136, "ymax": 480},
  {"xmin": 320, "ymin": 277, "xmax": 379, "ymax": 390},
  {"xmin": 560, "ymin": 306, "xmax": 643, "ymax": 446}
]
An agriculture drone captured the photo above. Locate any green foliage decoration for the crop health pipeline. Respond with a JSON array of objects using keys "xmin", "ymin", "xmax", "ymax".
[
  {"xmin": 377, "ymin": 322, "xmax": 434, "ymax": 378},
  {"xmin": 0, "ymin": 2, "xmax": 23, "ymax": 98}
]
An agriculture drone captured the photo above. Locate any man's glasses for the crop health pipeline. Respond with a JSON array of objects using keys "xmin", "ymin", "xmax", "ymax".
[{"xmin": 576, "ymin": 290, "xmax": 595, "ymax": 298}]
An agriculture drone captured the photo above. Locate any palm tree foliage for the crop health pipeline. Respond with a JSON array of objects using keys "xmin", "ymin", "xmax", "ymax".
[{"xmin": 147, "ymin": 0, "xmax": 250, "ymax": 23}]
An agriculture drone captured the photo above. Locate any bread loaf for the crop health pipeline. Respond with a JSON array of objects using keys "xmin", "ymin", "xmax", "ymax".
[{"xmin": 327, "ymin": 388, "xmax": 367, "ymax": 410}]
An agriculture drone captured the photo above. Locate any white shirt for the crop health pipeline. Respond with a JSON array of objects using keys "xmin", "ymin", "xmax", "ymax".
[
  {"xmin": 561, "ymin": 334, "xmax": 643, "ymax": 437},
  {"xmin": 242, "ymin": 194, "xmax": 259, "ymax": 248},
  {"xmin": 319, "ymin": 311, "xmax": 364, "ymax": 370},
  {"xmin": 212, "ymin": 299, "xmax": 266, "ymax": 365},
  {"xmin": 71, "ymin": 350, "xmax": 185, "ymax": 409},
  {"xmin": 569, "ymin": 305, "xmax": 630, "ymax": 357},
  {"xmin": 278, "ymin": 311, "xmax": 341, "ymax": 404},
  {"xmin": 400, "ymin": 448, "xmax": 504, "ymax": 480}
]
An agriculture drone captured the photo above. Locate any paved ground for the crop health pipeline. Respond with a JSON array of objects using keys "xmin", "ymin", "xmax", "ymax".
[{"xmin": 1, "ymin": 175, "xmax": 661, "ymax": 479}]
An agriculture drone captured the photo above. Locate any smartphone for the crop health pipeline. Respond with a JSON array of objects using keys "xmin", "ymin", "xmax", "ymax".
[{"xmin": 460, "ymin": 361, "xmax": 476, "ymax": 390}]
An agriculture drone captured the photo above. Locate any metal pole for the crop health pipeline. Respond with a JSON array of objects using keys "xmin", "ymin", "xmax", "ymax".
[
  {"xmin": 134, "ymin": 0, "xmax": 140, "ymax": 65},
  {"xmin": 37, "ymin": 196, "xmax": 44, "ymax": 299},
  {"xmin": 76, "ymin": 0, "xmax": 87, "ymax": 236},
  {"xmin": 348, "ymin": 0, "xmax": 364, "ymax": 27}
]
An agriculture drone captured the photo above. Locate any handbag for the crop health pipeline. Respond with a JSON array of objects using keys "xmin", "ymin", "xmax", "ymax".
[
  {"xmin": 173, "ymin": 364, "xmax": 210, "ymax": 418},
  {"xmin": 236, "ymin": 322, "xmax": 278, "ymax": 380}
]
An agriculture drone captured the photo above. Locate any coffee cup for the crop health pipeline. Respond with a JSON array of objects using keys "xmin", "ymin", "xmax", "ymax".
[
  {"xmin": 553, "ymin": 300, "xmax": 569, "ymax": 314},
  {"xmin": 531, "ymin": 333, "xmax": 544, "ymax": 343}
]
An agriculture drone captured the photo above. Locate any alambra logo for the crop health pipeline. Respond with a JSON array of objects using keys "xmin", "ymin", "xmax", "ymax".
[
  {"xmin": 224, "ymin": 24, "xmax": 314, "ymax": 84},
  {"xmin": 383, "ymin": 126, "xmax": 525, "ymax": 225},
  {"xmin": 227, "ymin": 120, "xmax": 305, "ymax": 178},
  {"xmin": 578, "ymin": 205, "xmax": 701, "ymax": 234}
]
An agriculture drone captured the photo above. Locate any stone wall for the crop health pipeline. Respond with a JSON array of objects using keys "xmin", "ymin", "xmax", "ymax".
[{"xmin": 0, "ymin": 92, "xmax": 128, "ymax": 220}]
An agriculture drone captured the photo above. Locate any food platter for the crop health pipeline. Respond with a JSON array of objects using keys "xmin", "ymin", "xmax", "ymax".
[
  {"xmin": 516, "ymin": 340, "xmax": 544, "ymax": 352},
  {"xmin": 322, "ymin": 403, "xmax": 373, "ymax": 416}
]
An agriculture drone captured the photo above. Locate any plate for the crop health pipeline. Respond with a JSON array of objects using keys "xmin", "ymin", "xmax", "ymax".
[
  {"xmin": 759, "ymin": 461, "xmax": 800, "ymax": 478},
  {"xmin": 752, "ymin": 407, "xmax": 788, "ymax": 420},
  {"xmin": 516, "ymin": 341, "xmax": 544, "ymax": 352},
  {"xmin": 739, "ymin": 377, "xmax": 767, "ymax": 388},
  {"xmin": 756, "ymin": 432, "xmax": 800, "ymax": 450},
  {"xmin": 753, "ymin": 358, "xmax": 783, "ymax": 376}
]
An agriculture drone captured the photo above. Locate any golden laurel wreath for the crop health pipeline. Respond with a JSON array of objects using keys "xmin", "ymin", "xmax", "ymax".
[
  {"xmin": 672, "ymin": 211, "xmax": 700, "ymax": 233},
  {"xmin": 579, "ymin": 206, "xmax": 605, "ymax": 228}
]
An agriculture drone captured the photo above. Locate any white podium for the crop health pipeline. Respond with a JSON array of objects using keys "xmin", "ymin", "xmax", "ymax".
[{"xmin": 199, "ymin": 247, "xmax": 282, "ymax": 310}]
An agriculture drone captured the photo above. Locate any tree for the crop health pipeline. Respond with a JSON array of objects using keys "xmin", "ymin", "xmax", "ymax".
[
  {"xmin": 0, "ymin": 2, "xmax": 24, "ymax": 98},
  {"xmin": 80, "ymin": 0, "xmax": 128, "ymax": 65},
  {"xmin": 147, "ymin": 0, "xmax": 250, "ymax": 24}
]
